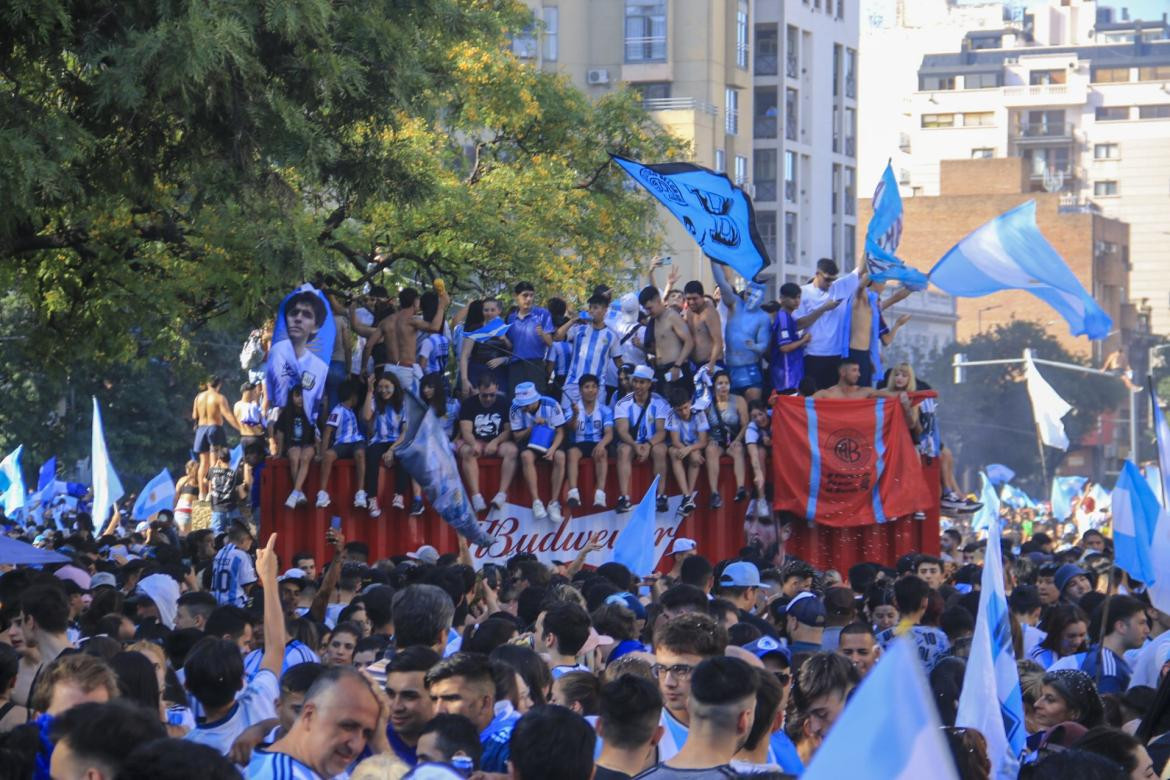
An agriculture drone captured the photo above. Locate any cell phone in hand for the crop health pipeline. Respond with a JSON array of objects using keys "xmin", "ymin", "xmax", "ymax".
[
  {"xmin": 661, "ymin": 256, "xmax": 673, "ymax": 266},
  {"xmin": 331, "ymin": 516, "xmax": 342, "ymax": 530}
]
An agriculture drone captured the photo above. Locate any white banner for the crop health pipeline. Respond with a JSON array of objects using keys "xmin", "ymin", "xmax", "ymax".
[{"xmin": 469, "ymin": 497, "xmax": 686, "ymax": 569}]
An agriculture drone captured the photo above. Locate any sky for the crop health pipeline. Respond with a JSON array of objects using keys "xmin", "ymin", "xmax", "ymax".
[{"xmin": 996, "ymin": 0, "xmax": 1169, "ymax": 19}]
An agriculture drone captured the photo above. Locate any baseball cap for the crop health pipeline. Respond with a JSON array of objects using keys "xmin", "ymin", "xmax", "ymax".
[
  {"xmin": 743, "ymin": 635, "xmax": 792, "ymax": 665},
  {"xmin": 719, "ymin": 561, "xmax": 761, "ymax": 588},
  {"xmin": 668, "ymin": 538, "xmax": 697, "ymax": 556},
  {"xmin": 784, "ymin": 591, "xmax": 827, "ymax": 627},
  {"xmin": 605, "ymin": 592, "xmax": 647, "ymax": 620},
  {"xmin": 54, "ymin": 565, "xmax": 92, "ymax": 592},
  {"xmin": 407, "ymin": 545, "xmax": 440, "ymax": 565},
  {"xmin": 632, "ymin": 365, "xmax": 655, "ymax": 381},
  {"xmin": 90, "ymin": 572, "xmax": 117, "ymax": 590},
  {"xmin": 279, "ymin": 568, "xmax": 309, "ymax": 584}
]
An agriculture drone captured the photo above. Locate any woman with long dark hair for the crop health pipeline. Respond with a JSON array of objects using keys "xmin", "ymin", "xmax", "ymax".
[
  {"xmin": 275, "ymin": 384, "xmax": 317, "ymax": 508},
  {"xmin": 1029, "ymin": 604, "xmax": 1090, "ymax": 669},
  {"xmin": 360, "ymin": 371, "xmax": 411, "ymax": 518},
  {"xmin": 459, "ymin": 297, "xmax": 512, "ymax": 398}
]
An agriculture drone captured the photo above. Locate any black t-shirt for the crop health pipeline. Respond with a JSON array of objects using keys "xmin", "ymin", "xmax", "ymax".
[
  {"xmin": 459, "ymin": 395, "xmax": 510, "ymax": 441},
  {"xmin": 595, "ymin": 767, "xmax": 633, "ymax": 780}
]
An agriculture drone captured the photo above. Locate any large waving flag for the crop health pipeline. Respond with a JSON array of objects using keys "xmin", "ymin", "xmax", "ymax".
[
  {"xmin": 1050, "ymin": 475, "xmax": 1087, "ymax": 521},
  {"xmin": 930, "ymin": 201, "xmax": 1112, "ymax": 340},
  {"xmin": 864, "ymin": 161, "xmax": 928, "ymax": 290},
  {"xmin": 985, "ymin": 463, "xmax": 1015, "ymax": 485},
  {"xmin": 770, "ymin": 393, "xmax": 935, "ymax": 526},
  {"xmin": 999, "ymin": 482, "xmax": 1036, "ymax": 510},
  {"xmin": 1112, "ymin": 460, "xmax": 1158, "ymax": 587},
  {"xmin": 610, "ymin": 154, "xmax": 771, "ymax": 281},
  {"xmin": 91, "ymin": 398, "xmax": 125, "ymax": 528},
  {"xmin": 972, "ymin": 471, "xmax": 1001, "ymax": 532},
  {"xmin": 957, "ymin": 515, "xmax": 1026, "ymax": 778},
  {"xmin": 803, "ymin": 637, "xmax": 957, "ymax": 780},
  {"xmin": 1024, "ymin": 353, "xmax": 1072, "ymax": 450},
  {"xmin": 612, "ymin": 476, "xmax": 661, "ymax": 577},
  {"xmin": 132, "ymin": 469, "xmax": 176, "ymax": 521},
  {"xmin": 464, "ymin": 317, "xmax": 510, "ymax": 343},
  {"xmin": 0, "ymin": 446, "xmax": 26, "ymax": 516},
  {"xmin": 1147, "ymin": 384, "xmax": 1170, "ymax": 614}
]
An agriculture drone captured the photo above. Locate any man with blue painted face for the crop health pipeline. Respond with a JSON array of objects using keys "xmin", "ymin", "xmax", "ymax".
[{"xmin": 710, "ymin": 263, "xmax": 770, "ymax": 403}]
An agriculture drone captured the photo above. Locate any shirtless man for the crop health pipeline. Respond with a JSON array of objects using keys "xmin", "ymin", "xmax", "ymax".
[
  {"xmin": 363, "ymin": 286, "xmax": 449, "ymax": 394},
  {"xmin": 638, "ymin": 285, "xmax": 693, "ymax": 396},
  {"xmin": 683, "ymin": 281, "xmax": 724, "ymax": 375},
  {"xmin": 325, "ymin": 292, "xmax": 354, "ymax": 410},
  {"xmin": 847, "ymin": 269, "xmax": 912, "ymax": 388},
  {"xmin": 815, "ymin": 358, "xmax": 917, "ymax": 426},
  {"xmin": 192, "ymin": 376, "xmax": 241, "ymax": 499}
]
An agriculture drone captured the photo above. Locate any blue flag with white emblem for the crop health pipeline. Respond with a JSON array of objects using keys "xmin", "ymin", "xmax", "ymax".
[
  {"xmin": 929, "ymin": 201, "xmax": 1112, "ymax": 339},
  {"xmin": 864, "ymin": 161, "xmax": 928, "ymax": 291},
  {"xmin": 610, "ymin": 154, "xmax": 771, "ymax": 281},
  {"xmin": 957, "ymin": 515, "xmax": 1026, "ymax": 778},
  {"xmin": 132, "ymin": 469, "xmax": 176, "ymax": 521}
]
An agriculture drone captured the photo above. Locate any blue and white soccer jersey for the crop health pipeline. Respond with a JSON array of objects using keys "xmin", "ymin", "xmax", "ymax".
[
  {"xmin": 665, "ymin": 409, "xmax": 710, "ymax": 446},
  {"xmin": 184, "ymin": 668, "xmax": 279, "ymax": 755},
  {"xmin": 509, "ymin": 396, "xmax": 567, "ymax": 433},
  {"xmin": 369, "ymin": 405, "xmax": 403, "ymax": 444},
  {"xmin": 266, "ymin": 339, "xmax": 330, "ymax": 423},
  {"xmin": 545, "ymin": 339, "xmax": 573, "ymax": 383},
  {"xmin": 210, "ymin": 543, "xmax": 257, "ymax": 607},
  {"xmin": 562, "ymin": 400, "xmax": 614, "ymax": 445},
  {"xmin": 613, "ymin": 392, "xmax": 670, "ymax": 443},
  {"xmin": 419, "ymin": 331, "xmax": 451, "ymax": 376},
  {"xmin": 565, "ymin": 325, "xmax": 618, "ymax": 389},
  {"xmin": 243, "ymin": 640, "xmax": 320, "ymax": 682},
  {"xmin": 326, "ymin": 404, "xmax": 365, "ymax": 445},
  {"xmin": 246, "ymin": 748, "xmax": 324, "ymax": 779}
]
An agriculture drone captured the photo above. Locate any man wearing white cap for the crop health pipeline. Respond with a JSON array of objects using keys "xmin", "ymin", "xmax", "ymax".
[
  {"xmin": 509, "ymin": 381, "xmax": 568, "ymax": 523},
  {"xmin": 407, "ymin": 545, "xmax": 440, "ymax": 566},
  {"xmin": 614, "ymin": 366, "xmax": 670, "ymax": 513},
  {"xmin": 667, "ymin": 538, "xmax": 697, "ymax": 579}
]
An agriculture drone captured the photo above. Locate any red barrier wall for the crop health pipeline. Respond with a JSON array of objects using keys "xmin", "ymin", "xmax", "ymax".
[{"xmin": 261, "ymin": 456, "xmax": 939, "ymax": 572}]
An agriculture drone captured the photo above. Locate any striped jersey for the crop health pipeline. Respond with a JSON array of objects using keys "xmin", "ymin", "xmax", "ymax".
[
  {"xmin": 369, "ymin": 404, "xmax": 403, "ymax": 444},
  {"xmin": 210, "ymin": 543, "xmax": 256, "ymax": 607},
  {"xmin": 243, "ymin": 640, "xmax": 320, "ymax": 682},
  {"xmin": 326, "ymin": 404, "xmax": 364, "ymax": 445},
  {"xmin": 184, "ymin": 668, "xmax": 279, "ymax": 756},
  {"xmin": 418, "ymin": 331, "xmax": 451, "ymax": 376},
  {"xmin": 666, "ymin": 409, "xmax": 710, "ymax": 446},
  {"xmin": 1047, "ymin": 646, "xmax": 1132, "ymax": 693},
  {"xmin": 566, "ymin": 323, "xmax": 619, "ymax": 386},
  {"xmin": 509, "ymin": 396, "xmax": 567, "ymax": 432},
  {"xmin": 561, "ymin": 399, "xmax": 614, "ymax": 444},
  {"xmin": 545, "ymin": 340, "xmax": 573, "ymax": 382},
  {"xmin": 613, "ymin": 392, "xmax": 670, "ymax": 443},
  {"xmin": 246, "ymin": 748, "xmax": 324, "ymax": 779}
]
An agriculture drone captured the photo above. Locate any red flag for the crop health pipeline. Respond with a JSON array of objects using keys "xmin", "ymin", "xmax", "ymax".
[{"xmin": 771, "ymin": 393, "xmax": 935, "ymax": 527}]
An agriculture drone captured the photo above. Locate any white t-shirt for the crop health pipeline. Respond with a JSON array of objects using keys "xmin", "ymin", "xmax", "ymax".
[
  {"xmin": 613, "ymin": 392, "xmax": 670, "ymax": 443},
  {"xmin": 211, "ymin": 543, "xmax": 257, "ymax": 607},
  {"xmin": 184, "ymin": 668, "xmax": 280, "ymax": 756},
  {"xmin": 795, "ymin": 272, "xmax": 860, "ymax": 356}
]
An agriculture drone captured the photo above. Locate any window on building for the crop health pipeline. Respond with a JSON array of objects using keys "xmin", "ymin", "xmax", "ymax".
[
  {"xmin": 635, "ymin": 82, "xmax": 671, "ymax": 104},
  {"xmin": 625, "ymin": 1, "xmax": 667, "ymax": 63},
  {"xmin": 831, "ymin": 221, "xmax": 840, "ymax": 262},
  {"xmin": 786, "ymin": 25, "xmax": 799, "ymax": 78},
  {"xmin": 785, "ymin": 88, "xmax": 798, "ymax": 140},
  {"xmin": 734, "ymin": 155, "xmax": 748, "ymax": 185},
  {"xmin": 1022, "ymin": 109, "xmax": 1065, "ymax": 135},
  {"xmin": 1094, "ymin": 143, "xmax": 1119, "ymax": 159},
  {"xmin": 962, "ymin": 111, "xmax": 994, "ymax": 126},
  {"xmin": 1095, "ymin": 106, "xmax": 1129, "ymax": 121},
  {"xmin": 844, "ymin": 167, "xmax": 856, "ymax": 216},
  {"xmin": 1139, "ymin": 104, "xmax": 1170, "ymax": 119},
  {"xmin": 921, "ymin": 113, "xmax": 955, "ymax": 128},
  {"xmin": 755, "ymin": 24, "xmax": 778, "ymax": 75},
  {"xmin": 1139, "ymin": 65, "xmax": 1170, "ymax": 81},
  {"xmin": 1094, "ymin": 180, "xmax": 1119, "ymax": 196},
  {"xmin": 512, "ymin": 25, "xmax": 538, "ymax": 58},
  {"xmin": 837, "ymin": 0, "xmax": 845, "ymax": 20},
  {"xmin": 784, "ymin": 212, "xmax": 798, "ymax": 264},
  {"xmin": 845, "ymin": 49, "xmax": 857, "ymax": 98},
  {"xmin": 754, "ymin": 150, "xmax": 777, "ymax": 201},
  {"xmin": 963, "ymin": 72, "xmax": 1001, "ymax": 89},
  {"xmin": 920, "ymin": 75, "xmax": 956, "ymax": 91},
  {"xmin": 832, "ymin": 104, "xmax": 840, "ymax": 152},
  {"xmin": 1024, "ymin": 146, "xmax": 1070, "ymax": 176},
  {"xmin": 784, "ymin": 150, "xmax": 797, "ymax": 202},
  {"xmin": 1092, "ymin": 66, "xmax": 1130, "ymax": 83},
  {"xmin": 843, "ymin": 226, "xmax": 855, "ymax": 268},
  {"xmin": 1029, "ymin": 69, "xmax": 1067, "ymax": 85},
  {"xmin": 831, "ymin": 164, "xmax": 840, "ymax": 215},
  {"xmin": 844, "ymin": 107, "xmax": 856, "ymax": 157},
  {"xmin": 757, "ymin": 211, "xmax": 778, "ymax": 262},
  {"xmin": 725, "ymin": 88, "xmax": 739, "ymax": 134},
  {"xmin": 754, "ymin": 87, "xmax": 778, "ymax": 138},
  {"xmin": 736, "ymin": 1, "xmax": 749, "ymax": 69},
  {"xmin": 971, "ymin": 147, "xmax": 995, "ymax": 158},
  {"xmin": 833, "ymin": 44, "xmax": 842, "ymax": 96},
  {"xmin": 542, "ymin": 7, "xmax": 558, "ymax": 61},
  {"xmin": 714, "ymin": 149, "xmax": 725, "ymax": 173}
]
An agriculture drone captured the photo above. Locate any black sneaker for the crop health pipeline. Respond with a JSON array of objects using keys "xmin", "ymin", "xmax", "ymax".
[
  {"xmin": 710, "ymin": 492, "xmax": 724, "ymax": 509},
  {"xmin": 616, "ymin": 496, "xmax": 632, "ymax": 513},
  {"xmin": 733, "ymin": 486, "xmax": 749, "ymax": 503},
  {"xmin": 656, "ymin": 495, "xmax": 669, "ymax": 513},
  {"xmin": 940, "ymin": 492, "xmax": 966, "ymax": 512},
  {"xmin": 409, "ymin": 497, "xmax": 425, "ymax": 516},
  {"xmin": 681, "ymin": 493, "xmax": 697, "ymax": 514}
]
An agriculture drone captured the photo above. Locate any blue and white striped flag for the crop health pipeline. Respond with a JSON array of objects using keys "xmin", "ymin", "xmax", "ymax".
[
  {"xmin": 132, "ymin": 469, "xmax": 176, "ymax": 521},
  {"xmin": 0, "ymin": 446, "xmax": 26, "ymax": 516},
  {"xmin": 803, "ymin": 637, "xmax": 957, "ymax": 780},
  {"xmin": 956, "ymin": 515, "xmax": 1026, "ymax": 779},
  {"xmin": 999, "ymin": 483, "xmax": 1036, "ymax": 510},
  {"xmin": 972, "ymin": 471, "xmax": 1000, "ymax": 532},
  {"xmin": 1146, "ymin": 385, "xmax": 1170, "ymax": 614},
  {"xmin": 864, "ymin": 161, "xmax": 928, "ymax": 290},
  {"xmin": 612, "ymin": 476, "xmax": 661, "ymax": 577},
  {"xmin": 91, "ymin": 397, "xmax": 125, "ymax": 528},
  {"xmin": 464, "ymin": 317, "xmax": 510, "ymax": 343},
  {"xmin": 1050, "ymin": 475, "xmax": 1087, "ymax": 521}
]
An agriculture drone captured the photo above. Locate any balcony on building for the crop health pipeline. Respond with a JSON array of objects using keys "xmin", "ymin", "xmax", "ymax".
[
  {"xmin": 1011, "ymin": 119, "xmax": 1074, "ymax": 143},
  {"xmin": 1001, "ymin": 82, "xmax": 1087, "ymax": 107}
]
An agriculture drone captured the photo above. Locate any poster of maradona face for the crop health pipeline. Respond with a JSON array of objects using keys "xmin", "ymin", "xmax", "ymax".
[{"xmin": 265, "ymin": 284, "xmax": 336, "ymax": 423}]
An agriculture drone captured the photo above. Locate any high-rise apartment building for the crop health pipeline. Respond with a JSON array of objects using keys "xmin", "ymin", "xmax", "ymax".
[{"xmin": 514, "ymin": 0, "xmax": 755, "ymax": 289}]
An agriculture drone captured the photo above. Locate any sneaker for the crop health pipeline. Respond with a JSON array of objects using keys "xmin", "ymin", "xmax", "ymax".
[
  {"xmin": 490, "ymin": 491, "xmax": 508, "ymax": 509},
  {"xmin": 566, "ymin": 488, "xmax": 581, "ymax": 509},
  {"xmin": 548, "ymin": 501, "xmax": 563, "ymax": 523},
  {"xmin": 656, "ymin": 495, "xmax": 669, "ymax": 513},
  {"xmin": 392, "ymin": 494, "xmax": 406, "ymax": 510},
  {"xmin": 285, "ymin": 491, "xmax": 300, "ymax": 509},
  {"xmin": 941, "ymin": 491, "xmax": 982, "ymax": 514},
  {"xmin": 710, "ymin": 492, "xmax": 724, "ymax": 509},
  {"xmin": 593, "ymin": 489, "xmax": 607, "ymax": 508},
  {"xmin": 295, "ymin": 491, "xmax": 308, "ymax": 507},
  {"xmin": 368, "ymin": 498, "xmax": 382, "ymax": 519},
  {"xmin": 471, "ymin": 493, "xmax": 488, "ymax": 513},
  {"xmin": 532, "ymin": 500, "xmax": 548, "ymax": 521},
  {"xmin": 734, "ymin": 486, "xmax": 749, "ymax": 503},
  {"xmin": 616, "ymin": 496, "xmax": 632, "ymax": 513},
  {"xmin": 681, "ymin": 492, "xmax": 697, "ymax": 514},
  {"xmin": 410, "ymin": 497, "xmax": 425, "ymax": 516},
  {"xmin": 315, "ymin": 490, "xmax": 331, "ymax": 508},
  {"xmin": 354, "ymin": 490, "xmax": 368, "ymax": 509}
]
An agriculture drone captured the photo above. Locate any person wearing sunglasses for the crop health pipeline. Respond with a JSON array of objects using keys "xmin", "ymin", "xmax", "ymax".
[{"xmin": 794, "ymin": 258, "xmax": 859, "ymax": 391}]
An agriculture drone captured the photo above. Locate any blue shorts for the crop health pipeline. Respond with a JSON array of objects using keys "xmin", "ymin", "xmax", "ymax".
[
  {"xmin": 728, "ymin": 363, "xmax": 764, "ymax": 393},
  {"xmin": 193, "ymin": 425, "xmax": 227, "ymax": 453},
  {"xmin": 210, "ymin": 508, "xmax": 240, "ymax": 534}
]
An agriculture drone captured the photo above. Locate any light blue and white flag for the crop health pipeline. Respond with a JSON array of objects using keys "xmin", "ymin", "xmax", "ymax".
[
  {"xmin": 1050, "ymin": 475, "xmax": 1087, "ymax": 521},
  {"xmin": 1146, "ymin": 385, "xmax": 1170, "ymax": 613},
  {"xmin": 464, "ymin": 317, "xmax": 510, "ymax": 343},
  {"xmin": 132, "ymin": 469, "xmax": 175, "ymax": 521},
  {"xmin": 803, "ymin": 637, "xmax": 957, "ymax": 780},
  {"xmin": 229, "ymin": 444, "xmax": 244, "ymax": 471},
  {"xmin": 1112, "ymin": 460, "xmax": 1158, "ymax": 587},
  {"xmin": 956, "ymin": 515, "xmax": 1026, "ymax": 779},
  {"xmin": 0, "ymin": 446, "xmax": 26, "ymax": 516},
  {"xmin": 972, "ymin": 471, "xmax": 1001, "ymax": 532},
  {"xmin": 91, "ymin": 397, "xmax": 125, "ymax": 528},
  {"xmin": 1024, "ymin": 353, "xmax": 1072, "ymax": 450},
  {"xmin": 985, "ymin": 463, "xmax": 1015, "ymax": 486},
  {"xmin": 999, "ymin": 483, "xmax": 1037, "ymax": 510},
  {"xmin": 612, "ymin": 476, "xmax": 661, "ymax": 577},
  {"xmin": 929, "ymin": 200, "xmax": 1112, "ymax": 340},
  {"xmin": 864, "ymin": 161, "xmax": 928, "ymax": 290},
  {"xmin": 1088, "ymin": 481, "xmax": 1111, "ymax": 513},
  {"xmin": 1145, "ymin": 464, "xmax": 1163, "ymax": 502}
]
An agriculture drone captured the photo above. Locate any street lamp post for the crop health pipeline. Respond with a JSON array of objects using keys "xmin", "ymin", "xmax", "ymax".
[{"xmin": 977, "ymin": 305, "xmax": 1001, "ymax": 334}]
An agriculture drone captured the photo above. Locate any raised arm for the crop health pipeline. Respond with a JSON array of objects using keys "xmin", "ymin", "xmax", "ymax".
[
  {"xmin": 219, "ymin": 394, "xmax": 242, "ymax": 432},
  {"xmin": 880, "ymin": 286, "xmax": 912, "ymax": 311},
  {"xmin": 413, "ymin": 290, "xmax": 451, "ymax": 334},
  {"xmin": 309, "ymin": 529, "xmax": 346, "ymax": 624},
  {"xmin": 256, "ymin": 534, "xmax": 286, "ymax": 678},
  {"xmin": 710, "ymin": 263, "xmax": 737, "ymax": 311}
]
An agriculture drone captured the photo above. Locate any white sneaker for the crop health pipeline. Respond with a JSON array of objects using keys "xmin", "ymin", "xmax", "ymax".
[
  {"xmin": 594, "ymin": 489, "xmax": 607, "ymax": 508},
  {"xmin": 354, "ymin": 490, "xmax": 368, "ymax": 508},
  {"xmin": 392, "ymin": 494, "xmax": 405, "ymax": 510},
  {"xmin": 471, "ymin": 493, "xmax": 488, "ymax": 512},
  {"xmin": 368, "ymin": 498, "xmax": 382, "ymax": 519},
  {"xmin": 285, "ymin": 491, "xmax": 300, "ymax": 509},
  {"xmin": 548, "ymin": 501, "xmax": 563, "ymax": 523},
  {"xmin": 532, "ymin": 500, "xmax": 548, "ymax": 521},
  {"xmin": 316, "ymin": 490, "xmax": 331, "ymax": 508},
  {"xmin": 490, "ymin": 492, "xmax": 507, "ymax": 509}
]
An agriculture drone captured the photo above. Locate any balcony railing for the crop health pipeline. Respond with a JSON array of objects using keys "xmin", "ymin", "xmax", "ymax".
[
  {"xmin": 643, "ymin": 97, "xmax": 719, "ymax": 116},
  {"xmin": 736, "ymin": 43, "xmax": 750, "ymax": 69},
  {"xmin": 726, "ymin": 109, "xmax": 739, "ymax": 135},
  {"xmin": 755, "ymin": 54, "xmax": 778, "ymax": 76},
  {"xmin": 786, "ymin": 55, "xmax": 798, "ymax": 78},
  {"xmin": 754, "ymin": 116, "xmax": 777, "ymax": 138},
  {"xmin": 784, "ymin": 180, "xmax": 796, "ymax": 202},
  {"xmin": 756, "ymin": 181, "xmax": 777, "ymax": 201},
  {"xmin": 624, "ymin": 36, "xmax": 667, "ymax": 63},
  {"xmin": 1013, "ymin": 121, "xmax": 1074, "ymax": 140}
]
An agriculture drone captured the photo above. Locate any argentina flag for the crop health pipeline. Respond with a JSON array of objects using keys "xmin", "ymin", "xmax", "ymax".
[
  {"xmin": 610, "ymin": 154, "xmax": 771, "ymax": 281},
  {"xmin": 464, "ymin": 317, "xmax": 510, "ymax": 343},
  {"xmin": 611, "ymin": 476, "xmax": 660, "ymax": 577},
  {"xmin": 1050, "ymin": 475, "xmax": 1086, "ymax": 521},
  {"xmin": 864, "ymin": 161, "xmax": 928, "ymax": 290},
  {"xmin": 1146, "ymin": 383, "xmax": 1170, "ymax": 615},
  {"xmin": 956, "ymin": 517, "xmax": 1026, "ymax": 779},
  {"xmin": 929, "ymin": 201, "xmax": 1112, "ymax": 339},
  {"xmin": 132, "ymin": 469, "xmax": 176, "ymax": 520},
  {"xmin": 0, "ymin": 446, "xmax": 25, "ymax": 516}
]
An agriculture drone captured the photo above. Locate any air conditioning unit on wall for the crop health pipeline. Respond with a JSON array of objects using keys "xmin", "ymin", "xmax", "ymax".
[{"xmin": 587, "ymin": 69, "xmax": 611, "ymax": 85}]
